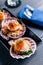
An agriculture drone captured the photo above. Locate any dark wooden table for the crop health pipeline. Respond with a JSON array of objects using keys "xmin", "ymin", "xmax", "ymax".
[{"xmin": 0, "ymin": 0, "xmax": 43, "ymax": 65}]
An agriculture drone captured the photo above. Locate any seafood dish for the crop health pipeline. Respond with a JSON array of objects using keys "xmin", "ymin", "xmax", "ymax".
[
  {"xmin": 0, "ymin": 9, "xmax": 37, "ymax": 59},
  {"xmin": 0, "ymin": 10, "xmax": 10, "ymax": 28},
  {"xmin": 1, "ymin": 17, "xmax": 26, "ymax": 40},
  {"xmin": 9, "ymin": 37, "xmax": 36, "ymax": 59}
]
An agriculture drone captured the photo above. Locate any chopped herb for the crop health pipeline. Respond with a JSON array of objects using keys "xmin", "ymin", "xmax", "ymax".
[
  {"xmin": 0, "ymin": 8, "xmax": 2, "ymax": 11},
  {"xmin": 20, "ymin": 50, "xmax": 32, "ymax": 55},
  {"xmin": 18, "ymin": 19, "xmax": 22, "ymax": 24}
]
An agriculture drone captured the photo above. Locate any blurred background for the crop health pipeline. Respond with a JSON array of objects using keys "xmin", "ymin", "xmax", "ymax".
[{"xmin": 0, "ymin": 0, "xmax": 43, "ymax": 10}]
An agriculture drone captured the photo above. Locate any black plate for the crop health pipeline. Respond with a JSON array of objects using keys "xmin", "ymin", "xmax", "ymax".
[{"xmin": 0, "ymin": 8, "xmax": 41, "ymax": 51}]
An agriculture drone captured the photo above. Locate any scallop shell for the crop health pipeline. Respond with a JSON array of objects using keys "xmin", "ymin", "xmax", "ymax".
[
  {"xmin": 1, "ymin": 17, "xmax": 26, "ymax": 40},
  {"xmin": 9, "ymin": 37, "xmax": 36, "ymax": 59}
]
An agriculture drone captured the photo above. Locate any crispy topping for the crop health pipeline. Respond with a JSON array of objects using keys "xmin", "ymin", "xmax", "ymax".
[{"xmin": 7, "ymin": 20, "xmax": 23, "ymax": 31}]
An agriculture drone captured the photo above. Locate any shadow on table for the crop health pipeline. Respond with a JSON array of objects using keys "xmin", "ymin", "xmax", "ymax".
[
  {"xmin": 22, "ymin": 19, "xmax": 43, "ymax": 30},
  {"xmin": 11, "ymin": 52, "xmax": 37, "ymax": 65}
]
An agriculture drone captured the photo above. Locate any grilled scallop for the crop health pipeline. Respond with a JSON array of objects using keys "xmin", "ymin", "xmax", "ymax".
[
  {"xmin": 1, "ymin": 17, "xmax": 26, "ymax": 39},
  {"xmin": 0, "ymin": 10, "xmax": 10, "ymax": 28},
  {"xmin": 9, "ymin": 37, "xmax": 36, "ymax": 59},
  {"xmin": 7, "ymin": 20, "xmax": 23, "ymax": 32},
  {"xmin": 10, "ymin": 38, "xmax": 32, "ymax": 55}
]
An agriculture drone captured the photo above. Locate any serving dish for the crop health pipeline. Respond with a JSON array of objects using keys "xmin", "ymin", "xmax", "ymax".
[{"xmin": 0, "ymin": 8, "xmax": 41, "ymax": 59}]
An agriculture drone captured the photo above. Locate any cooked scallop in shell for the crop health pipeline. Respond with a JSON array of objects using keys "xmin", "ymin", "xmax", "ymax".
[
  {"xmin": 1, "ymin": 17, "xmax": 26, "ymax": 39},
  {"xmin": 9, "ymin": 37, "xmax": 36, "ymax": 59},
  {"xmin": 0, "ymin": 10, "xmax": 10, "ymax": 28},
  {"xmin": 12, "ymin": 38, "xmax": 32, "ymax": 55},
  {"xmin": 7, "ymin": 19, "xmax": 23, "ymax": 31}
]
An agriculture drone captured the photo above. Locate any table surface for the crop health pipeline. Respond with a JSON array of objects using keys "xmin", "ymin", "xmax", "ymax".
[{"xmin": 0, "ymin": 0, "xmax": 43, "ymax": 65}]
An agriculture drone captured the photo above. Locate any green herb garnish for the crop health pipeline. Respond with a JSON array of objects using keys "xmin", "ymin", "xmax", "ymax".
[
  {"xmin": 18, "ymin": 19, "xmax": 22, "ymax": 24},
  {"xmin": 0, "ymin": 10, "xmax": 1, "ymax": 11},
  {"xmin": 20, "ymin": 50, "xmax": 32, "ymax": 55}
]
